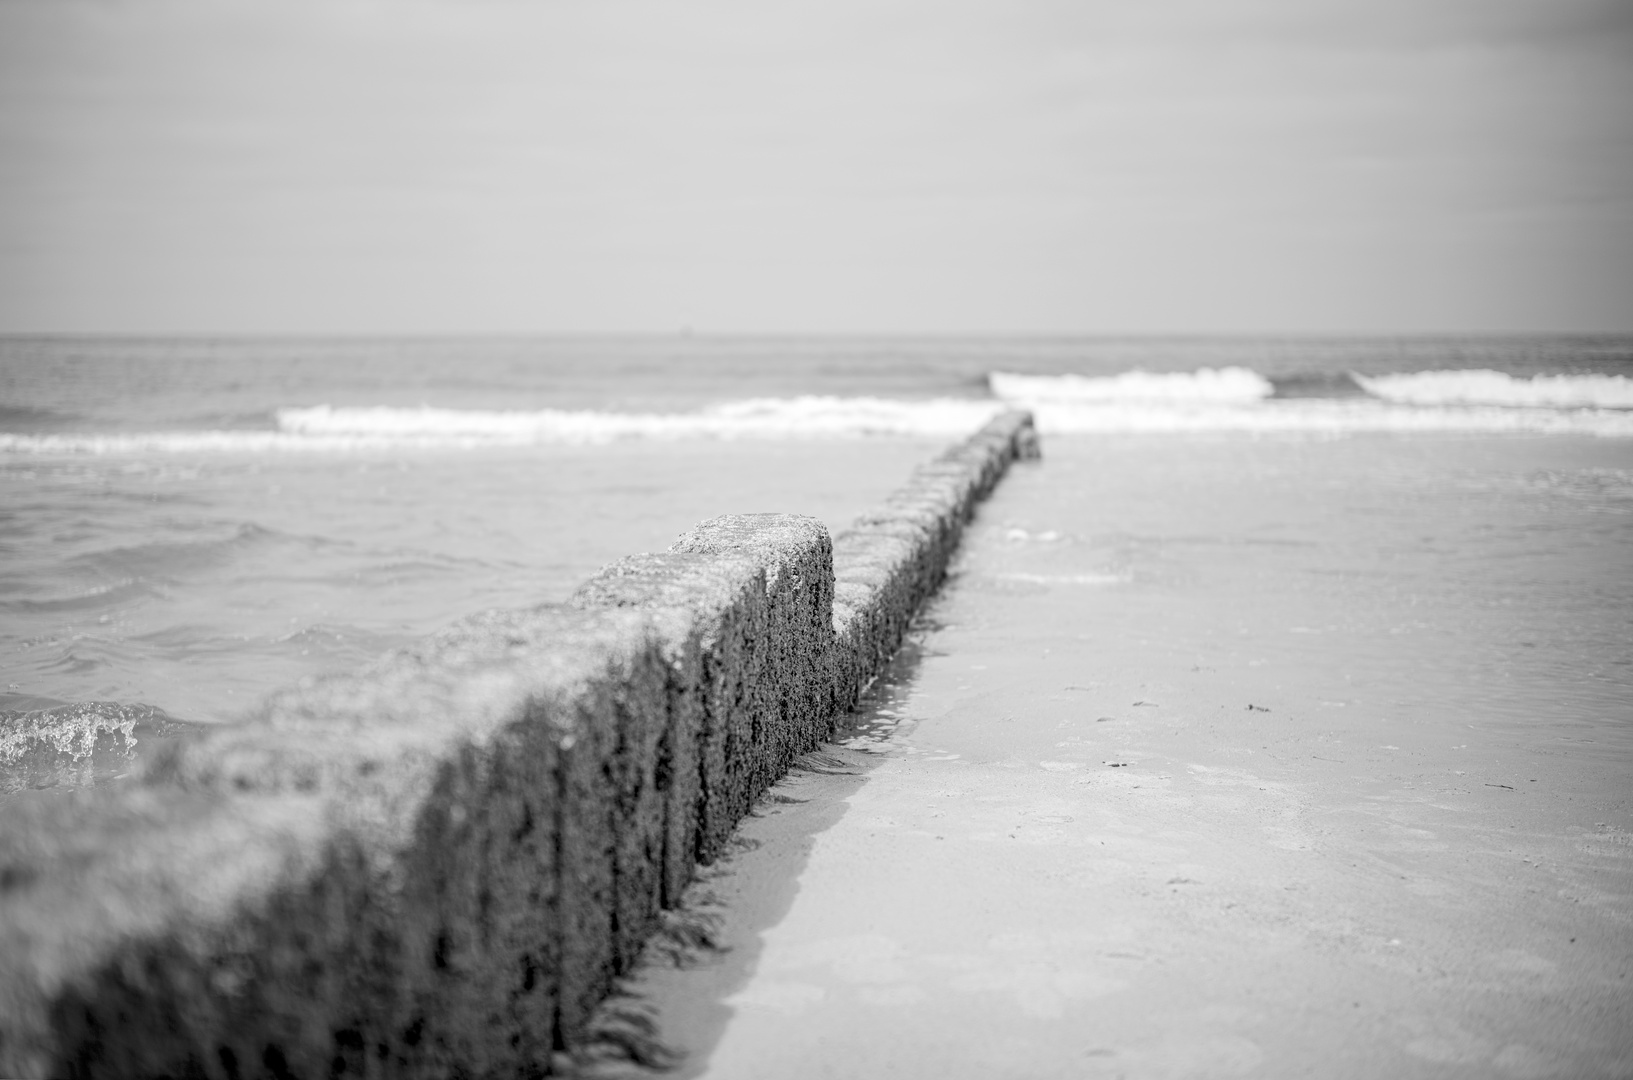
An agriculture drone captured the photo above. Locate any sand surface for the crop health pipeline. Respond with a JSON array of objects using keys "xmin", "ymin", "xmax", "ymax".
[{"xmin": 596, "ymin": 435, "xmax": 1633, "ymax": 1080}]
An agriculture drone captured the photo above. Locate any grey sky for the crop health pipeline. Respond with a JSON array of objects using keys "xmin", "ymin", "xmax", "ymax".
[{"xmin": 1, "ymin": 0, "xmax": 1629, "ymax": 334}]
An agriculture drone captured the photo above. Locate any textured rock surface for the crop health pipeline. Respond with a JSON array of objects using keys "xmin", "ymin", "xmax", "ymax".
[
  {"xmin": 570, "ymin": 551, "xmax": 767, "ymax": 878},
  {"xmin": 831, "ymin": 411, "xmax": 1040, "ymax": 715},
  {"xmin": 0, "ymin": 410, "xmax": 1037, "ymax": 1079}
]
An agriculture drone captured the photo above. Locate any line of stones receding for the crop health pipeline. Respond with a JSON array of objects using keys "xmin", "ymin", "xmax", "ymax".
[{"xmin": 0, "ymin": 410, "xmax": 1039, "ymax": 1080}]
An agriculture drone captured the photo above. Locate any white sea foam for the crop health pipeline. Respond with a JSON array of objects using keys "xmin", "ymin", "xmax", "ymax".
[
  {"xmin": 0, "ymin": 397, "xmax": 1006, "ymax": 454},
  {"xmin": 0, "ymin": 431, "xmax": 403, "ymax": 454},
  {"xmin": 989, "ymin": 367, "xmax": 1273, "ymax": 404},
  {"xmin": 0, "ymin": 431, "xmax": 327, "ymax": 455},
  {"xmin": 987, "ymin": 370, "xmax": 1633, "ymax": 436},
  {"xmin": 1008, "ymin": 401, "xmax": 1633, "ymax": 437},
  {"xmin": 1353, "ymin": 370, "xmax": 1633, "ymax": 409},
  {"xmin": 8, "ymin": 370, "xmax": 1633, "ymax": 455},
  {"xmin": 278, "ymin": 397, "xmax": 1003, "ymax": 441}
]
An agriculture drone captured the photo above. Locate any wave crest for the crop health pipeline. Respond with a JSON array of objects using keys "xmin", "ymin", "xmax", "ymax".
[
  {"xmin": 987, "ymin": 368, "xmax": 1633, "ymax": 436},
  {"xmin": 1, "ymin": 700, "xmax": 197, "ymax": 796},
  {"xmin": 6, "ymin": 369, "xmax": 1633, "ymax": 454},
  {"xmin": 989, "ymin": 367, "xmax": 1272, "ymax": 404},
  {"xmin": 0, "ymin": 700, "xmax": 161, "ymax": 765},
  {"xmin": 1354, "ymin": 370, "xmax": 1633, "ymax": 409},
  {"xmin": 277, "ymin": 397, "xmax": 1003, "ymax": 442},
  {"xmin": 0, "ymin": 398, "xmax": 1004, "ymax": 453},
  {"xmin": 1005, "ymin": 402, "xmax": 1633, "ymax": 436}
]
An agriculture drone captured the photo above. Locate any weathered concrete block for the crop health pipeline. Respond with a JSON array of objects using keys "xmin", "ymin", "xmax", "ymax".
[
  {"xmin": 0, "ymin": 784, "xmax": 339, "ymax": 1080},
  {"xmin": 1, "ymin": 604, "xmax": 670, "ymax": 1077},
  {"xmin": 829, "ymin": 411, "xmax": 1039, "ymax": 713},
  {"xmin": 669, "ymin": 515, "xmax": 836, "ymax": 806},
  {"xmin": 570, "ymin": 551, "xmax": 767, "ymax": 877}
]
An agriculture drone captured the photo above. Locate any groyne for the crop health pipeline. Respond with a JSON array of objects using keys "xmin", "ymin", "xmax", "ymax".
[{"xmin": 0, "ymin": 410, "xmax": 1038, "ymax": 1079}]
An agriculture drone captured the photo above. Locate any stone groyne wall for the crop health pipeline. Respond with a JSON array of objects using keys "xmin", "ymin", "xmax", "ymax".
[{"xmin": 0, "ymin": 411, "xmax": 1038, "ymax": 1079}]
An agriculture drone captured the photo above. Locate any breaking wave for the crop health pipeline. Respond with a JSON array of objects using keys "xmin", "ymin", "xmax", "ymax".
[
  {"xmin": 276, "ymin": 398, "xmax": 1003, "ymax": 441},
  {"xmin": 0, "ymin": 699, "xmax": 197, "ymax": 796},
  {"xmin": 0, "ymin": 397, "xmax": 1006, "ymax": 453},
  {"xmin": 988, "ymin": 367, "xmax": 1273, "ymax": 404},
  {"xmin": 1352, "ymin": 370, "xmax": 1633, "ymax": 409},
  {"xmin": 989, "ymin": 369, "xmax": 1633, "ymax": 436},
  {"xmin": 997, "ymin": 401, "xmax": 1633, "ymax": 436},
  {"xmin": 4, "ymin": 368, "xmax": 1632, "ymax": 453}
]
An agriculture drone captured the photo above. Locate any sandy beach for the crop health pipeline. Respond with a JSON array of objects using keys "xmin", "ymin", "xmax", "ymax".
[{"xmin": 595, "ymin": 433, "xmax": 1633, "ymax": 1079}]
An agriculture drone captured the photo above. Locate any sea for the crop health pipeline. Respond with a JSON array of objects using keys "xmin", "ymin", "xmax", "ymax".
[{"xmin": 2, "ymin": 335, "xmax": 1631, "ymax": 792}]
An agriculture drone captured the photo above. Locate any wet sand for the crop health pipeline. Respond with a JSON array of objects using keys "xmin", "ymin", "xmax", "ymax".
[{"xmin": 597, "ymin": 434, "xmax": 1633, "ymax": 1079}]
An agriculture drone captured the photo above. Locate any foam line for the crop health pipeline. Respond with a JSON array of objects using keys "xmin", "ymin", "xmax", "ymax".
[
  {"xmin": 990, "ymin": 367, "xmax": 1273, "ymax": 404},
  {"xmin": 0, "ymin": 398, "xmax": 1006, "ymax": 453},
  {"xmin": 1015, "ymin": 401, "xmax": 1633, "ymax": 436},
  {"xmin": 6, "ymin": 372, "xmax": 1632, "ymax": 454},
  {"xmin": 1353, "ymin": 369, "xmax": 1633, "ymax": 409}
]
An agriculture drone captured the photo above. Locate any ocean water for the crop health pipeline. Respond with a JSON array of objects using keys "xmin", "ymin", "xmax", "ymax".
[{"xmin": 2, "ymin": 335, "xmax": 1630, "ymax": 792}]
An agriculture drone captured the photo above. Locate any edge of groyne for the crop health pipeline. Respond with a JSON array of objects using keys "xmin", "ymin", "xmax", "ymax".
[{"xmin": 0, "ymin": 410, "xmax": 1039, "ymax": 1079}]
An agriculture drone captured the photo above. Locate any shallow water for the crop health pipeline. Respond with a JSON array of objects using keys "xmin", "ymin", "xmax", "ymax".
[
  {"xmin": 969, "ymin": 433, "xmax": 1633, "ymax": 752},
  {"xmin": 1, "ymin": 438, "xmax": 940, "ymax": 723}
]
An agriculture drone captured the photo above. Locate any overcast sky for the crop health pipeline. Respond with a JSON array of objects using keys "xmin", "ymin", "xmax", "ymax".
[{"xmin": 1, "ymin": 0, "xmax": 1629, "ymax": 334}]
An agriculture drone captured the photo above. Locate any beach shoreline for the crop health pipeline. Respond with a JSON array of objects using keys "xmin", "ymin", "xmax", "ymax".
[{"xmin": 597, "ymin": 433, "xmax": 1633, "ymax": 1079}]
